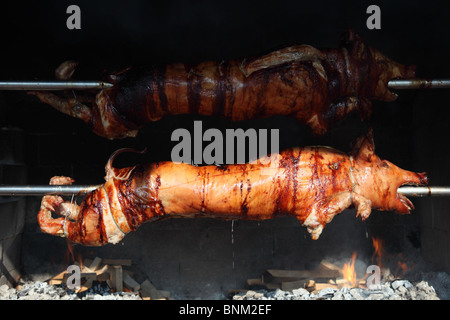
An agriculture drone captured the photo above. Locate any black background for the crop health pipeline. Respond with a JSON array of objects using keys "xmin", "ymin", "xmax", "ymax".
[
  {"xmin": 0, "ymin": 0, "xmax": 449, "ymax": 300},
  {"xmin": 1, "ymin": 1, "xmax": 449, "ymax": 167},
  {"xmin": 1, "ymin": 0, "xmax": 449, "ymax": 169}
]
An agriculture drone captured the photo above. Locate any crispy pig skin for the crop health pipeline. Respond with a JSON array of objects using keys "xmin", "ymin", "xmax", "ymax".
[
  {"xmin": 30, "ymin": 30, "xmax": 415, "ymax": 139},
  {"xmin": 37, "ymin": 131, "xmax": 426, "ymax": 246}
]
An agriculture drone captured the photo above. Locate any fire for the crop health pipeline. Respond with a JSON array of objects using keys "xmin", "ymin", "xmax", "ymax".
[
  {"xmin": 65, "ymin": 238, "xmax": 83, "ymax": 271},
  {"xmin": 65, "ymin": 238, "xmax": 76, "ymax": 264},
  {"xmin": 342, "ymin": 252, "xmax": 358, "ymax": 287},
  {"xmin": 339, "ymin": 236, "xmax": 413, "ymax": 289},
  {"xmin": 371, "ymin": 237, "xmax": 383, "ymax": 269},
  {"xmin": 78, "ymin": 253, "xmax": 84, "ymax": 271},
  {"xmin": 340, "ymin": 237, "xmax": 385, "ymax": 288},
  {"xmin": 395, "ymin": 253, "xmax": 411, "ymax": 277}
]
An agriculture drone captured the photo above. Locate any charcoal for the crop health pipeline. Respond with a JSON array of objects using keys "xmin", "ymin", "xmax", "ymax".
[
  {"xmin": 232, "ymin": 278, "xmax": 445, "ymax": 300},
  {"xmin": 292, "ymin": 288, "xmax": 310, "ymax": 300},
  {"xmin": 0, "ymin": 280, "xmax": 141, "ymax": 300},
  {"xmin": 317, "ymin": 287, "xmax": 337, "ymax": 298},
  {"xmin": 392, "ymin": 280, "xmax": 412, "ymax": 290}
]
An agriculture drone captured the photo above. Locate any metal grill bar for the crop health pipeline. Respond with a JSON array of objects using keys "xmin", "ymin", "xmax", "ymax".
[
  {"xmin": 0, "ymin": 185, "xmax": 449, "ymax": 197},
  {"xmin": 388, "ymin": 79, "xmax": 450, "ymax": 89},
  {"xmin": 0, "ymin": 81, "xmax": 113, "ymax": 91},
  {"xmin": 0, "ymin": 79, "xmax": 448, "ymax": 91},
  {"xmin": 0, "ymin": 185, "xmax": 101, "ymax": 196},
  {"xmin": 397, "ymin": 186, "xmax": 450, "ymax": 197}
]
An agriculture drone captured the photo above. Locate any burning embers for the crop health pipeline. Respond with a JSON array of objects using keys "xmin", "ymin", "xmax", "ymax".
[
  {"xmin": 342, "ymin": 252, "xmax": 358, "ymax": 288},
  {"xmin": 340, "ymin": 237, "xmax": 416, "ymax": 289},
  {"xmin": 233, "ymin": 236, "xmax": 441, "ymax": 300},
  {"xmin": 27, "ymin": 241, "xmax": 172, "ymax": 300},
  {"xmin": 339, "ymin": 237, "xmax": 414, "ymax": 289}
]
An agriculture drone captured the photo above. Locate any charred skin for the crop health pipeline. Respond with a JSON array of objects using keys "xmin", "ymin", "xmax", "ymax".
[
  {"xmin": 29, "ymin": 30, "xmax": 415, "ymax": 139},
  {"xmin": 37, "ymin": 132, "xmax": 427, "ymax": 246}
]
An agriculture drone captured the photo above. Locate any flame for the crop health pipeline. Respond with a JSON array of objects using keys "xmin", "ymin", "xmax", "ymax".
[
  {"xmin": 396, "ymin": 261, "xmax": 408, "ymax": 277},
  {"xmin": 395, "ymin": 253, "xmax": 412, "ymax": 278},
  {"xmin": 77, "ymin": 253, "xmax": 83, "ymax": 271},
  {"xmin": 371, "ymin": 237, "xmax": 384, "ymax": 269},
  {"xmin": 66, "ymin": 238, "xmax": 76, "ymax": 264},
  {"xmin": 65, "ymin": 238, "xmax": 83, "ymax": 271},
  {"xmin": 342, "ymin": 252, "xmax": 358, "ymax": 287}
]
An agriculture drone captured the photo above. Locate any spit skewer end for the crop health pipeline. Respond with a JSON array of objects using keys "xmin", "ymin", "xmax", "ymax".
[
  {"xmin": 388, "ymin": 79, "xmax": 450, "ymax": 89},
  {"xmin": 0, "ymin": 185, "xmax": 449, "ymax": 197}
]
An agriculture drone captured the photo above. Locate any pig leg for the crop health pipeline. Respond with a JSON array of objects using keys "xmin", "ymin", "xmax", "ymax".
[
  {"xmin": 301, "ymin": 191, "xmax": 353, "ymax": 239},
  {"xmin": 37, "ymin": 176, "xmax": 82, "ymax": 237},
  {"xmin": 28, "ymin": 91, "xmax": 92, "ymax": 122},
  {"xmin": 352, "ymin": 193, "xmax": 372, "ymax": 220},
  {"xmin": 311, "ymin": 96, "xmax": 370, "ymax": 136},
  {"xmin": 28, "ymin": 60, "xmax": 94, "ymax": 123},
  {"xmin": 38, "ymin": 195, "xmax": 66, "ymax": 236},
  {"xmin": 54, "ymin": 60, "xmax": 79, "ymax": 80},
  {"xmin": 49, "ymin": 176, "xmax": 81, "ymax": 221},
  {"xmin": 55, "ymin": 198, "xmax": 81, "ymax": 221}
]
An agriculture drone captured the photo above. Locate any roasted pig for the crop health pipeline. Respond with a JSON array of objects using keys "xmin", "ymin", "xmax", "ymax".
[
  {"xmin": 30, "ymin": 30, "xmax": 415, "ymax": 139},
  {"xmin": 37, "ymin": 131, "xmax": 427, "ymax": 246}
]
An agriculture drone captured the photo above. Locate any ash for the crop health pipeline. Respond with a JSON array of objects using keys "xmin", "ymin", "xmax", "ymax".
[
  {"xmin": 0, "ymin": 280, "xmax": 142, "ymax": 300},
  {"xmin": 233, "ymin": 278, "xmax": 445, "ymax": 300}
]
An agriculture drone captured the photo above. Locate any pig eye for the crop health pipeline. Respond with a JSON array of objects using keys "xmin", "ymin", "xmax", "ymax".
[{"xmin": 381, "ymin": 161, "xmax": 389, "ymax": 168}]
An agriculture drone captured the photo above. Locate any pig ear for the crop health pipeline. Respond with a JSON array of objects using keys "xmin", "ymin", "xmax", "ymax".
[{"xmin": 351, "ymin": 129, "xmax": 375, "ymax": 162}]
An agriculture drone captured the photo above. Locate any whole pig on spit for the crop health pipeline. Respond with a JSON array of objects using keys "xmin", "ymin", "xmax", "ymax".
[
  {"xmin": 37, "ymin": 130, "xmax": 427, "ymax": 246},
  {"xmin": 29, "ymin": 30, "xmax": 415, "ymax": 139}
]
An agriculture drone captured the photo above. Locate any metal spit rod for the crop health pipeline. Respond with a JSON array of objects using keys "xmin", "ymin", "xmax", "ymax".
[
  {"xmin": 0, "ymin": 79, "xmax": 448, "ymax": 91},
  {"xmin": 0, "ymin": 185, "xmax": 102, "ymax": 196},
  {"xmin": 0, "ymin": 81, "xmax": 113, "ymax": 91},
  {"xmin": 0, "ymin": 79, "xmax": 447, "ymax": 195},
  {"xmin": 397, "ymin": 186, "xmax": 450, "ymax": 197},
  {"xmin": 0, "ymin": 185, "xmax": 449, "ymax": 197},
  {"xmin": 388, "ymin": 79, "xmax": 450, "ymax": 89}
]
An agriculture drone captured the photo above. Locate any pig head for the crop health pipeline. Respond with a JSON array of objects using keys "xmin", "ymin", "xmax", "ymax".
[
  {"xmin": 302, "ymin": 130, "xmax": 427, "ymax": 240},
  {"xmin": 350, "ymin": 130, "xmax": 427, "ymax": 219}
]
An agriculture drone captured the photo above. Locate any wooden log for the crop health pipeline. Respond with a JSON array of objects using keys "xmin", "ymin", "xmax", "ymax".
[
  {"xmin": 48, "ymin": 270, "xmax": 67, "ymax": 285},
  {"xmin": 140, "ymin": 279, "xmax": 170, "ymax": 299},
  {"xmin": 304, "ymin": 280, "xmax": 316, "ymax": 292},
  {"xmin": 265, "ymin": 283, "xmax": 281, "ymax": 290},
  {"xmin": 48, "ymin": 279, "xmax": 64, "ymax": 285},
  {"xmin": 335, "ymin": 277, "xmax": 366, "ymax": 289},
  {"xmin": 96, "ymin": 265, "xmax": 110, "ymax": 282},
  {"xmin": 49, "ymin": 269, "xmax": 98, "ymax": 286},
  {"xmin": 158, "ymin": 290, "xmax": 171, "ymax": 299},
  {"xmin": 89, "ymin": 257, "xmax": 103, "ymax": 271},
  {"xmin": 62, "ymin": 272, "xmax": 97, "ymax": 282},
  {"xmin": 51, "ymin": 270, "xmax": 67, "ymax": 280},
  {"xmin": 123, "ymin": 271, "xmax": 140, "ymax": 293},
  {"xmin": 140, "ymin": 279, "xmax": 160, "ymax": 299},
  {"xmin": 318, "ymin": 260, "xmax": 343, "ymax": 274},
  {"xmin": 124, "ymin": 270, "xmax": 134, "ymax": 277},
  {"xmin": 246, "ymin": 278, "xmax": 264, "ymax": 287},
  {"xmin": 82, "ymin": 259, "xmax": 93, "ymax": 271},
  {"xmin": 110, "ymin": 266, "xmax": 123, "ymax": 292},
  {"xmin": 281, "ymin": 279, "xmax": 309, "ymax": 291},
  {"xmin": 102, "ymin": 259, "xmax": 132, "ymax": 266},
  {"xmin": 336, "ymin": 277, "xmax": 348, "ymax": 285},
  {"xmin": 77, "ymin": 278, "xmax": 95, "ymax": 293},
  {"xmin": 265, "ymin": 269, "xmax": 340, "ymax": 283},
  {"xmin": 140, "ymin": 289, "xmax": 152, "ymax": 300}
]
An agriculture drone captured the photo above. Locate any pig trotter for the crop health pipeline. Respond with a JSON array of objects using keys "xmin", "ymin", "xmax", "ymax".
[{"xmin": 37, "ymin": 176, "xmax": 80, "ymax": 238}]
